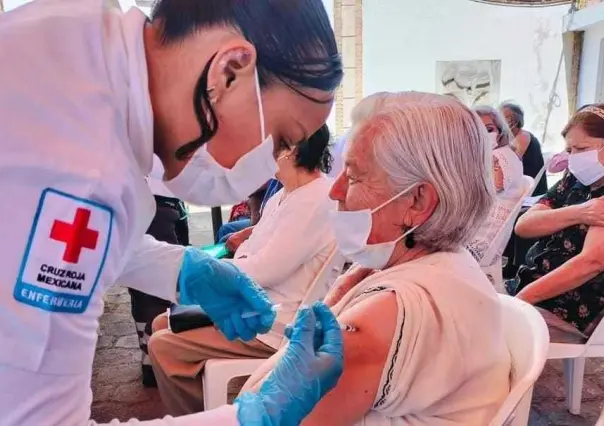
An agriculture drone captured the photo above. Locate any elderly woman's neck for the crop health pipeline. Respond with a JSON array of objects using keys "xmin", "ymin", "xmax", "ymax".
[
  {"xmin": 591, "ymin": 177, "xmax": 604, "ymax": 191},
  {"xmin": 389, "ymin": 244, "xmax": 433, "ymax": 268},
  {"xmin": 281, "ymin": 170, "xmax": 322, "ymax": 194}
]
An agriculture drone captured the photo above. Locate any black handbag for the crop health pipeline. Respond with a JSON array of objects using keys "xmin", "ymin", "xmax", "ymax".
[{"xmin": 168, "ymin": 303, "xmax": 214, "ymax": 333}]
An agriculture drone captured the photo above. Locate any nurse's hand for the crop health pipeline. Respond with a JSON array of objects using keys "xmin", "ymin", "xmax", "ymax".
[
  {"xmin": 178, "ymin": 247, "xmax": 276, "ymax": 341},
  {"xmin": 236, "ymin": 302, "xmax": 344, "ymax": 426}
]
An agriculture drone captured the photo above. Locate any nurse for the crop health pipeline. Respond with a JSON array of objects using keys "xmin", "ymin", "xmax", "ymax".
[{"xmin": 0, "ymin": 0, "xmax": 343, "ymax": 425}]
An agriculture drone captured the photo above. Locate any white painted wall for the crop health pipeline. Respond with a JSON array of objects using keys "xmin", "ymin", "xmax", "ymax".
[
  {"xmin": 577, "ymin": 22, "xmax": 604, "ymax": 106},
  {"xmin": 4, "ymin": 0, "xmax": 30, "ymax": 10},
  {"xmin": 364, "ymin": 0, "xmax": 570, "ymax": 152}
]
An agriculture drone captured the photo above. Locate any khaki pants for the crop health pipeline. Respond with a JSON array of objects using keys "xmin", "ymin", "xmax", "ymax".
[{"xmin": 148, "ymin": 313, "xmax": 275, "ymax": 416}]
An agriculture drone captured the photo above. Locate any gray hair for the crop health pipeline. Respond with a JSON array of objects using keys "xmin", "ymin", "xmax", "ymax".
[
  {"xmin": 350, "ymin": 92, "xmax": 494, "ymax": 252},
  {"xmin": 473, "ymin": 105, "xmax": 513, "ymax": 148},
  {"xmin": 499, "ymin": 101, "xmax": 525, "ymax": 129}
]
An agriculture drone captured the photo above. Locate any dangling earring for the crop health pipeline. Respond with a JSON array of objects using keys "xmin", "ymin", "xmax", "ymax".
[{"xmin": 405, "ymin": 232, "xmax": 415, "ymax": 249}]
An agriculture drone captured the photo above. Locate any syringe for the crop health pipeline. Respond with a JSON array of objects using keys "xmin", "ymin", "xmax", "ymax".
[
  {"xmin": 241, "ymin": 304, "xmax": 357, "ymax": 332},
  {"xmin": 241, "ymin": 303, "xmax": 283, "ymax": 319}
]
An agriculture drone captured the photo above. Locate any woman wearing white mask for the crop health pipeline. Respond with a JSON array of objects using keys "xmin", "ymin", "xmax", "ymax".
[
  {"xmin": 467, "ymin": 106, "xmax": 523, "ymax": 266},
  {"xmin": 510, "ymin": 105, "xmax": 604, "ymax": 343},
  {"xmin": 242, "ymin": 92, "xmax": 511, "ymax": 426},
  {"xmin": 0, "ymin": 0, "xmax": 344, "ymax": 425},
  {"xmin": 475, "ymin": 106, "xmax": 523, "ymax": 200}
]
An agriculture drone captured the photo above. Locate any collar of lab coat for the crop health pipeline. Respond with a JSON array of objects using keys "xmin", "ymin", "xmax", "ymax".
[{"xmin": 120, "ymin": 7, "xmax": 154, "ymax": 176}]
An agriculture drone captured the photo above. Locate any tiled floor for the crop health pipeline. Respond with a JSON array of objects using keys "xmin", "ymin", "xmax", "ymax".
[{"xmin": 90, "ymin": 211, "xmax": 604, "ymax": 425}]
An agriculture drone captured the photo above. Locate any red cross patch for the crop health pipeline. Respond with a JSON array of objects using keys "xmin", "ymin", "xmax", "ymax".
[{"xmin": 14, "ymin": 188, "xmax": 113, "ymax": 314}]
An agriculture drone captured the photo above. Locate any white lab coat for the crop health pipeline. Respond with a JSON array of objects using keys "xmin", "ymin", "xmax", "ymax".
[
  {"xmin": 147, "ymin": 155, "xmax": 177, "ymax": 198},
  {"xmin": 0, "ymin": 1, "xmax": 237, "ymax": 424}
]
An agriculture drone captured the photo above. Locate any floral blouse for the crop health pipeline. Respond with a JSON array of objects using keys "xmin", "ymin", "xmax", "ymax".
[{"xmin": 511, "ymin": 172, "xmax": 604, "ymax": 333}]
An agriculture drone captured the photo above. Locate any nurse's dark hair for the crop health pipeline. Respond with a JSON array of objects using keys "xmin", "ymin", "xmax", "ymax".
[
  {"xmin": 294, "ymin": 124, "xmax": 333, "ymax": 174},
  {"xmin": 151, "ymin": 0, "xmax": 343, "ymax": 160}
]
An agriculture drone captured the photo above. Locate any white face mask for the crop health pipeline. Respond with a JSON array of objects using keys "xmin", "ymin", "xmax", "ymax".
[
  {"xmin": 164, "ymin": 69, "xmax": 277, "ymax": 206},
  {"xmin": 330, "ymin": 184, "xmax": 419, "ymax": 270},
  {"xmin": 488, "ymin": 132, "xmax": 499, "ymax": 149},
  {"xmin": 568, "ymin": 148, "xmax": 604, "ymax": 186}
]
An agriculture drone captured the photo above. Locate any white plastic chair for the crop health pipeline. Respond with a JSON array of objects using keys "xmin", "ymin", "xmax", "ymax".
[
  {"xmin": 481, "ymin": 176, "xmax": 534, "ymax": 293},
  {"xmin": 548, "ymin": 317, "xmax": 604, "ymax": 415},
  {"xmin": 202, "ymin": 248, "xmax": 346, "ymax": 410},
  {"xmin": 490, "ymin": 295, "xmax": 550, "ymax": 426}
]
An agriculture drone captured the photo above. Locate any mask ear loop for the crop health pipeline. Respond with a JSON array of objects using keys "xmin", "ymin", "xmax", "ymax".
[
  {"xmin": 371, "ymin": 184, "xmax": 421, "ymax": 249},
  {"xmin": 254, "ymin": 68, "xmax": 267, "ymax": 143},
  {"xmin": 371, "ymin": 182, "xmax": 419, "ymax": 214}
]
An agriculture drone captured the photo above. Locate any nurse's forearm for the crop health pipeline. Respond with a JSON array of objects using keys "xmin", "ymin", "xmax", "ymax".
[
  {"xmin": 115, "ymin": 235, "xmax": 185, "ymax": 302},
  {"xmin": 92, "ymin": 404, "xmax": 239, "ymax": 425}
]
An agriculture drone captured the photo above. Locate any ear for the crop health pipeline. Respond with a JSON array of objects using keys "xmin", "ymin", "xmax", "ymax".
[
  {"xmin": 206, "ymin": 41, "xmax": 257, "ymax": 100},
  {"xmin": 407, "ymin": 183, "xmax": 438, "ymax": 225}
]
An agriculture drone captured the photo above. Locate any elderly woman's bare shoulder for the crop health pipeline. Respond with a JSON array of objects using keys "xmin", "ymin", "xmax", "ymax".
[{"xmin": 241, "ymin": 291, "xmax": 399, "ymax": 426}]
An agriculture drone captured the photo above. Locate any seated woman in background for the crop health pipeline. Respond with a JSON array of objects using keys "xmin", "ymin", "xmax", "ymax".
[
  {"xmin": 467, "ymin": 106, "xmax": 523, "ymax": 266},
  {"xmin": 148, "ymin": 125, "xmax": 337, "ymax": 416},
  {"xmin": 242, "ymin": 92, "xmax": 510, "ymax": 426},
  {"xmin": 501, "ymin": 102, "xmax": 548, "ymax": 196},
  {"xmin": 221, "ymin": 178, "xmax": 283, "ymax": 254},
  {"xmin": 509, "ymin": 104, "xmax": 604, "ymax": 343},
  {"xmin": 217, "ymin": 178, "xmax": 284, "ymax": 249}
]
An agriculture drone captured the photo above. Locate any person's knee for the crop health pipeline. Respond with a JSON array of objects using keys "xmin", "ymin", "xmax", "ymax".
[
  {"xmin": 148, "ymin": 330, "xmax": 172, "ymax": 365},
  {"xmin": 152, "ymin": 312, "xmax": 169, "ymax": 333}
]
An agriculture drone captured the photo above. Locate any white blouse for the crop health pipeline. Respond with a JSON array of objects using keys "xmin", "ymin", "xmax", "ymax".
[
  {"xmin": 233, "ymin": 176, "xmax": 336, "ymax": 349},
  {"xmin": 467, "ymin": 146, "xmax": 523, "ymax": 265},
  {"xmin": 493, "ymin": 146, "xmax": 523, "ymax": 200}
]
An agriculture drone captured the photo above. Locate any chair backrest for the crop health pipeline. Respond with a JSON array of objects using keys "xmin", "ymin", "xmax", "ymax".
[
  {"xmin": 482, "ymin": 176, "xmax": 534, "ymax": 267},
  {"xmin": 300, "ymin": 246, "xmax": 346, "ymax": 307},
  {"xmin": 490, "ymin": 295, "xmax": 550, "ymax": 426},
  {"xmin": 584, "ymin": 312, "xmax": 604, "ymax": 347},
  {"xmin": 276, "ymin": 247, "xmax": 345, "ymax": 349}
]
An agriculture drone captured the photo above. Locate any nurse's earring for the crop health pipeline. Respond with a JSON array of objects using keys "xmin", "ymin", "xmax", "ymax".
[{"xmin": 207, "ymin": 86, "xmax": 217, "ymax": 105}]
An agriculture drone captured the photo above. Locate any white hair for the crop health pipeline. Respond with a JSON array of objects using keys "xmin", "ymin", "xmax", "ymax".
[
  {"xmin": 350, "ymin": 91, "xmax": 494, "ymax": 252},
  {"xmin": 473, "ymin": 105, "xmax": 513, "ymax": 148}
]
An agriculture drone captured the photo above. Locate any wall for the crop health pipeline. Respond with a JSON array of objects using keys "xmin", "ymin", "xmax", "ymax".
[
  {"xmin": 577, "ymin": 21, "xmax": 604, "ymax": 106},
  {"xmin": 363, "ymin": 0, "xmax": 570, "ymax": 152},
  {"xmin": 4, "ymin": 0, "xmax": 29, "ymax": 10}
]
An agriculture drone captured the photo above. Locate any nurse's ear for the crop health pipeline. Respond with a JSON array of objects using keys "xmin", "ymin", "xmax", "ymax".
[{"xmin": 206, "ymin": 42, "xmax": 257, "ymax": 102}]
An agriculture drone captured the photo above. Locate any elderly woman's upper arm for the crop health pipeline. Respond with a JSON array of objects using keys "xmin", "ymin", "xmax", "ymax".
[
  {"xmin": 301, "ymin": 291, "xmax": 399, "ymax": 426},
  {"xmin": 581, "ymin": 226, "xmax": 604, "ymax": 268}
]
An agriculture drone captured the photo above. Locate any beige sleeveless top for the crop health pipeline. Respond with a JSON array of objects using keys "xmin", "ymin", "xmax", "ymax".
[{"xmin": 331, "ymin": 249, "xmax": 511, "ymax": 426}]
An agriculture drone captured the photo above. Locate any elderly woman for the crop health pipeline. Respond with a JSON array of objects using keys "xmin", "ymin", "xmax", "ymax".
[
  {"xmin": 467, "ymin": 106, "xmax": 523, "ymax": 266},
  {"xmin": 241, "ymin": 92, "xmax": 511, "ymax": 425},
  {"xmin": 500, "ymin": 102, "xmax": 548, "ymax": 195},
  {"xmin": 510, "ymin": 104, "xmax": 604, "ymax": 343}
]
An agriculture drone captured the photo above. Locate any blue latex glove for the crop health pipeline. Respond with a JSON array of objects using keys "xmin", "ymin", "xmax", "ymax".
[
  {"xmin": 178, "ymin": 247, "xmax": 275, "ymax": 341},
  {"xmin": 236, "ymin": 302, "xmax": 344, "ymax": 426}
]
